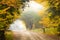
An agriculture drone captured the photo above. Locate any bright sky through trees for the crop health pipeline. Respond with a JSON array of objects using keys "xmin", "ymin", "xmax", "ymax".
[
  {"xmin": 23, "ymin": 0, "xmax": 44, "ymax": 13},
  {"xmin": 9, "ymin": 20, "xmax": 26, "ymax": 31},
  {"xmin": 9, "ymin": 0, "xmax": 44, "ymax": 31}
]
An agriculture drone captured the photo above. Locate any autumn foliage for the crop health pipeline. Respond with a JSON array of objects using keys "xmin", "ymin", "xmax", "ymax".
[{"xmin": 0, "ymin": 0, "xmax": 22, "ymax": 30}]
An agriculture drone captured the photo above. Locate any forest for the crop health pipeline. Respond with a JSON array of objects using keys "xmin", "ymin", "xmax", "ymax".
[{"xmin": 0, "ymin": 0, "xmax": 60, "ymax": 40}]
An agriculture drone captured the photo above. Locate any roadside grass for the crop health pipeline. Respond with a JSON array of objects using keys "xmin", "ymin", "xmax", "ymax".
[
  {"xmin": 45, "ymin": 27, "xmax": 57, "ymax": 35},
  {"xmin": 31, "ymin": 28, "xmax": 43, "ymax": 33},
  {"xmin": 5, "ymin": 30, "xmax": 13, "ymax": 40},
  {"xmin": 31, "ymin": 27, "xmax": 57, "ymax": 35}
]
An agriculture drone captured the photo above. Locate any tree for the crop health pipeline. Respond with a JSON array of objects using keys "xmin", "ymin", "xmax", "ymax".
[
  {"xmin": 0, "ymin": 0, "xmax": 29, "ymax": 40},
  {"xmin": 47, "ymin": 0, "xmax": 60, "ymax": 35}
]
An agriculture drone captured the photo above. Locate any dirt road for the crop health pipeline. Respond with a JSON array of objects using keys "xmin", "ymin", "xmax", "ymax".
[{"xmin": 13, "ymin": 30, "xmax": 59, "ymax": 40}]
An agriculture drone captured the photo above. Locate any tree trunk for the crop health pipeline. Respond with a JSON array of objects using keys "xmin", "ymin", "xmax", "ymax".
[
  {"xmin": 42, "ymin": 27, "xmax": 45, "ymax": 33},
  {"xmin": 0, "ymin": 30, "xmax": 5, "ymax": 40}
]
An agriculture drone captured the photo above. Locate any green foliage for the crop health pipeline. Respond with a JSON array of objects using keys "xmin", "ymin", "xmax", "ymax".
[
  {"xmin": 0, "ymin": 0, "xmax": 2, "ymax": 2},
  {"xmin": 0, "ymin": 4, "xmax": 8, "ymax": 10},
  {"xmin": 45, "ymin": 27, "xmax": 57, "ymax": 35},
  {"xmin": 48, "ymin": 0, "xmax": 60, "ymax": 34},
  {"xmin": 0, "ymin": 3, "xmax": 20, "ymax": 30},
  {"xmin": 5, "ymin": 31, "xmax": 13, "ymax": 40}
]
